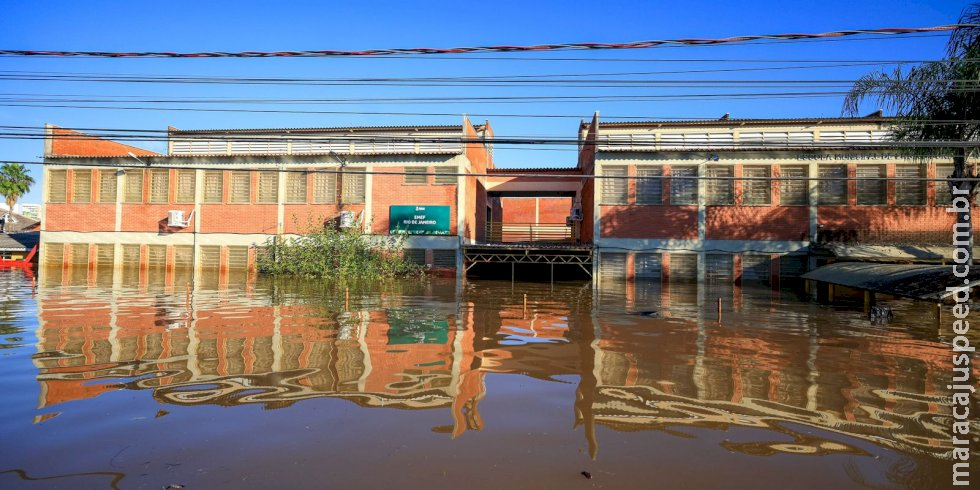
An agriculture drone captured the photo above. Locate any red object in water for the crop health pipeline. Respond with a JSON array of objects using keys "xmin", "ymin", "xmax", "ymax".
[{"xmin": 0, "ymin": 244, "xmax": 37, "ymax": 267}]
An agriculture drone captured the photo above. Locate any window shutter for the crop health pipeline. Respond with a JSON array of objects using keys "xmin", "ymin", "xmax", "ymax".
[
  {"xmin": 599, "ymin": 253, "xmax": 627, "ymax": 282},
  {"xmin": 98, "ymin": 169, "xmax": 117, "ymax": 203},
  {"xmin": 257, "ymin": 171, "xmax": 279, "ymax": 203},
  {"xmin": 705, "ymin": 166, "xmax": 733, "ymax": 205},
  {"xmin": 342, "ymin": 168, "xmax": 366, "ymax": 204},
  {"xmin": 601, "ymin": 166, "xmax": 628, "ymax": 204},
  {"xmin": 71, "ymin": 169, "xmax": 92, "ymax": 203},
  {"xmin": 635, "ymin": 253, "xmax": 662, "ymax": 280},
  {"xmin": 779, "ymin": 165, "xmax": 808, "ymax": 205},
  {"xmin": 404, "ymin": 166, "xmax": 428, "ymax": 185},
  {"xmin": 434, "ymin": 166, "xmax": 457, "ymax": 184},
  {"xmin": 817, "ymin": 165, "xmax": 847, "ymax": 205},
  {"xmin": 313, "ymin": 172, "xmax": 338, "ymax": 203},
  {"xmin": 635, "ymin": 167, "xmax": 663, "ymax": 205},
  {"xmin": 48, "ymin": 170, "xmax": 67, "ymax": 203},
  {"xmin": 935, "ymin": 164, "xmax": 955, "ymax": 205},
  {"xmin": 895, "ymin": 165, "xmax": 925, "ymax": 205},
  {"xmin": 123, "ymin": 170, "xmax": 144, "ymax": 203},
  {"xmin": 670, "ymin": 166, "xmax": 698, "ymax": 205},
  {"xmin": 741, "ymin": 255, "xmax": 771, "ymax": 284},
  {"xmin": 855, "ymin": 165, "xmax": 886, "ymax": 205},
  {"xmin": 669, "ymin": 254, "xmax": 698, "ymax": 283},
  {"xmin": 149, "ymin": 169, "xmax": 169, "ymax": 203},
  {"xmin": 230, "ymin": 171, "xmax": 250, "ymax": 203},
  {"xmin": 203, "ymin": 171, "xmax": 223, "ymax": 203},
  {"xmin": 705, "ymin": 254, "xmax": 732, "ymax": 283},
  {"xmin": 175, "ymin": 169, "xmax": 196, "ymax": 203},
  {"xmin": 285, "ymin": 171, "xmax": 308, "ymax": 204},
  {"xmin": 742, "ymin": 166, "xmax": 771, "ymax": 205}
]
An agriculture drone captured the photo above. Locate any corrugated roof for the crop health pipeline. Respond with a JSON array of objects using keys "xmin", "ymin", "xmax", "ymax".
[
  {"xmin": 596, "ymin": 145, "xmax": 899, "ymax": 152},
  {"xmin": 488, "ymin": 167, "xmax": 581, "ymax": 173},
  {"xmin": 169, "ymin": 124, "xmax": 478, "ymax": 134},
  {"xmin": 581, "ymin": 114, "xmax": 891, "ymax": 129},
  {"xmin": 0, "ymin": 232, "xmax": 38, "ymax": 252},
  {"xmin": 45, "ymin": 149, "xmax": 463, "ymax": 159}
]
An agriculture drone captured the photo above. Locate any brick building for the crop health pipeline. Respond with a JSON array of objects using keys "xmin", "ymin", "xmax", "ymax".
[{"xmin": 40, "ymin": 118, "xmax": 494, "ymax": 278}]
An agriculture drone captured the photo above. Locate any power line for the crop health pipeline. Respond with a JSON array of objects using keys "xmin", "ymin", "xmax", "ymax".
[{"xmin": 1, "ymin": 25, "xmax": 974, "ymax": 58}]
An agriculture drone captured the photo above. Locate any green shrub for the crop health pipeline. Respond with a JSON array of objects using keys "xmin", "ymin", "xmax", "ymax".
[{"xmin": 256, "ymin": 217, "xmax": 424, "ymax": 279}]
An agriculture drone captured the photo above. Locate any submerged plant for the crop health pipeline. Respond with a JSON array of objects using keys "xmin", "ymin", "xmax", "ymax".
[{"xmin": 256, "ymin": 216, "xmax": 425, "ymax": 280}]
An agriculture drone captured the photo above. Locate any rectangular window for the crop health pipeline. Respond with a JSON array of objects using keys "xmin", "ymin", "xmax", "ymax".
[
  {"xmin": 742, "ymin": 166, "xmax": 771, "ymax": 206},
  {"xmin": 741, "ymin": 255, "xmax": 771, "ymax": 285},
  {"xmin": 404, "ymin": 166, "xmax": 428, "ymax": 185},
  {"xmin": 285, "ymin": 170, "xmax": 307, "ymax": 204},
  {"xmin": 817, "ymin": 165, "xmax": 847, "ymax": 205},
  {"xmin": 203, "ymin": 171, "xmax": 223, "ymax": 203},
  {"xmin": 635, "ymin": 167, "xmax": 663, "ymax": 205},
  {"xmin": 669, "ymin": 253, "xmax": 698, "ymax": 284},
  {"xmin": 856, "ymin": 165, "xmax": 886, "ymax": 205},
  {"xmin": 935, "ymin": 164, "xmax": 954, "ymax": 205},
  {"xmin": 71, "ymin": 169, "xmax": 92, "ymax": 203},
  {"xmin": 44, "ymin": 242, "xmax": 64, "ymax": 266},
  {"xmin": 123, "ymin": 170, "xmax": 143, "ymax": 204},
  {"xmin": 313, "ymin": 172, "xmax": 337, "ymax": 203},
  {"xmin": 705, "ymin": 254, "xmax": 733, "ymax": 284},
  {"xmin": 149, "ymin": 169, "xmax": 169, "ymax": 204},
  {"xmin": 48, "ymin": 169, "xmax": 67, "ymax": 203},
  {"xmin": 147, "ymin": 245, "xmax": 166, "ymax": 268},
  {"xmin": 779, "ymin": 165, "xmax": 808, "ymax": 206},
  {"xmin": 670, "ymin": 166, "xmax": 698, "ymax": 205},
  {"xmin": 706, "ymin": 166, "xmax": 733, "ymax": 205},
  {"xmin": 342, "ymin": 168, "xmax": 366, "ymax": 204},
  {"xmin": 230, "ymin": 171, "xmax": 250, "ymax": 203},
  {"xmin": 434, "ymin": 166, "xmax": 457, "ymax": 184},
  {"xmin": 97, "ymin": 169, "xmax": 117, "ymax": 203},
  {"xmin": 257, "ymin": 171, "xmax": 278, "ymax": 204},
  {"xmin": 635, "ymin": 253, "xmax": 662, "ymax": 280},
  {"xmin": 175, "ymin": 169, "xmax": 196, "ymax": 203},
  {"xmin": 601, "ymin": 166, "xmax": 628, "ymax": 205},
  {"xmin": 895, "ymin": 165, "xmax": 925, "ymax": 205}
]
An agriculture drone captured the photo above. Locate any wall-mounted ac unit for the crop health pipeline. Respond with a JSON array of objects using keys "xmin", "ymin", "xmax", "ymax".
[
  {"xmin": 168, "ymin": 210, "xmax": 187, "ymax": 228},
  {"xmin": 338, "ymin": 211, "xmax": 356, "ymax": 228}
]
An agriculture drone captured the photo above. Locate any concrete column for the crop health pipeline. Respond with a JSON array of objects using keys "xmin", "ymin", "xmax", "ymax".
[
  {"xmin": 364, "ymin": 166, "xmax": 374, "ymax": 233},
  {"xmin": 697, "ymin": 161, "xmax": 707, "ymax": 283}
]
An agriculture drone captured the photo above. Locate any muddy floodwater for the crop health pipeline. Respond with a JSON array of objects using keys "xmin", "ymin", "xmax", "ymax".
[{"xmin": 0, "ymin": 267, "xmax": 977, "ymax": 489}]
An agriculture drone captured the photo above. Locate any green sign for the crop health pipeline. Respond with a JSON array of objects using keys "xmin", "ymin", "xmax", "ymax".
[{"xmin": 389, "ymin": 205, "xmax": 451, "ymax": 235}]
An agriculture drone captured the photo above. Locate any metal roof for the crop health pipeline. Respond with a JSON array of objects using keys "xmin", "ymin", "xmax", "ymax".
[
  {"xmin": 488, "ymin": 167, "xmax": 581, "ymax": 173},
  {"xmin": 0, "ymin": 232, "xmax": 38, "ymax": 252},
  {"xmin": 802, "ymin": 262, "xmax": 980, "ymax": 301},
  {"xmin": 169, "ymin": 124, "xmax": 477, "ymax": 134},
  {"xmin": 581, "ymin": 114, "xmax": 891, "ymax": 129},
  {"xmin": 45, "ymin": 149, "xmax": 463, "ymax": 159}
]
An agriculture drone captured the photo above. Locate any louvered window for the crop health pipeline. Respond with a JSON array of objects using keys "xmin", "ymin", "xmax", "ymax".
[
  {"xmin": 706, "ymin": 166, "xmax": 733, "ymax": 205},
  {"xmin": 98, "ymin": 169, "xmax": 117, "ymax": 203},
  {"xmin": 285, "ymin": 171, "xmax": 307, "ymax": 204},
  {"xmin": 173, "ymin": 245, "xmax": 193, "ymax": 269},
  {"xmin": 669, "ymin": 254, "xmax": 698, "ymax": 283},
  {"xmin": 95, "ymin": 244, "xmax": 114, "ymax": 267},
  {"xmin": 123, "ymin": 170, "xmax": 143, "ymax": 203},
  {"xmin": 342, "ymin": 168, "xmax": 366, "ymax": 204},
  {"xmin": 227, "ymin": 246, "xmax": 249, "ymax": 270},
  {"xmin": 44, "ymin": 242, "xmax": 64, "ymax": 265},
  {"xmin": 313, "ymin": 172, "xmax": 337, "ymax": 203},
  {"xmin": 257, "ymin": 171, "xmax": 278, "ymax": 203},
  {"xmin": 71, "ymin": 169, "xmax": 92, "ymax": 203},
  {"xmin": 147, "ymin": 245, "xmax": 167, "ymax": 268},
  {"xmin": 601, "ymin": 166, "xmax": 628, "ymax": 204},
  {"xmin": 635, "ymin": 253, "xmax": 662, "ymax": 280},
  {"xmin": 742, "ymin": 166, "xmax": 771, "ymax": 205},
  {"xmin": 149, "ymin": 169, "xmax": 169, "ymax": 203},
  {"xmin": 817, "ymin": 165, "xmax": 847, "ymax": 205},
  {"xmin": 121, "ymin": 244, "xmax": 140, "ymax": 267},
  {"xmin": 175, "ymin": 169, "xmax": 196, "ymax": 203},
  {"xmin": 47, "ymin": 170, "xmax": 67, "ymax": 203},
  {"xmin": 599, "ymin": 253, "xmax": 627, "ymax": 282},
  {"xmin": 199, "ymin": 246, "xmax": 221, "ymax": 270},
  {"xmin": 203, "ymin": 171, "xmax": 223, "ymax": 203},
  {"xmin": 856, "ymin": 165, "xmax": 886, "ymax": 205},
  {"xmin": 69, "ymin": 243, "xmax": 89, "ymax": 266},
  {"xmin": 404, "ymin": 166, "xmax": 428, "ymax": 185},
  {"xmin": 935, "ymin": 164, "xmax": 955, "ymax": 205},
  {"xmin": 670, "ymin": 166, "xmax": 698, "ymax": 205},
  {"xmin": 741, "ymin": 255, "xmax": 771, "ymax": 285},
  {"xmin": 779, "ymin": 165, "xmax": 808, "ymax": 206},
  {"xmin": 895, "ymin": 165, "xmax": 925, "ymax": 205},
  {"xmin": 434, "ymin": 166, "xmax": 457, "ymax": 184},
  {"xmin": 230, "ymin": 171, "xmax": 250, "ymax": 203},
  {"xmin": 636, "ymin": 167, "xmax": 663, "ymax": 205},
  {"xmin": 403, "ymin": 249, "xmax": 426, "ymax": 266},
  {"xmin": 705, "ymin": 254, "xmax": 733, "ymax": 284},
  {"xmin": 432, "ymin": 249, "xmax": 456, "ymax": 268}
]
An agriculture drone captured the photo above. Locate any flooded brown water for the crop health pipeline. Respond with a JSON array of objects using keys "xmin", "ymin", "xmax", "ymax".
[{"xmin": 0, "ymin": 266, "xmax": 976, "ymax": 489}]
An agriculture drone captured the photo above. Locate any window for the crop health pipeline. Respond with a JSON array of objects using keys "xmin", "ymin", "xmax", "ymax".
[
  {"xmin": 404, "ymin": 166, "xmax": 428, "ymax": 185},
  {"xmin": 635, "ymin": 253, "xmax": 662, "ymax": 280},
  {"xmin": 97, "ymin": 169, "xmax": 117, "ymax": 203},
  {"xmin": 779, "ymin": 165, "xmax": 808, "ymax": 206},
  {"xmin": 230, "ymin": 171, "xmax": 250, "ymax": 203},
  {"xmin": 48, "ymin": 169, "xmax": 67, "ymax": 203},
  {"xmin": 742, "ymin": 166, "xmax": 771, "ymax": 205},
  {"xmin": 175, "ymin": 169, "xmax": 196, "ymax": 203},
  {"xmin": 817, "ymin": 164, "xmax": 847, "ymax": 205},
  {"xmin": 313, "ymin": 172, "xmax": 337, "ymax": 203},
  {"xmin": 203, "ymin": 171, "xmax": 223, "ymax": 203},
  {"xmin": 705, "ymin": 166, "xmax": 733, "ymax": 205},
  {"xmin": 895, "ymin": 165, "xmax": 925, "ymax": 205},
  {"xmin": 149, "ymin": 169, "xmax": 169, "ymax": 203},
  {"xmin": 635, "ymin": 167, "xmax": 663, "ymax": 205},
  {"xmin": 434, "ymin": 166, "xmax": 457, "ymax": 184},
  {"xmin": 670, "ymin": 166, "xmax": 698, "ymax": 205},
  {"xmin": 71, "ymin": 169, "xmax": 92, "ymax": 203},
  {"xmin": 257, "ymin": 171, "xmax": 278, "ymax": 203},
  {"xmin": 122, "ymin": 170, "xmax": 143, "ymax": 203},
  {"xmin": 935, "ymin": 164, "xmax": 954, "ymax": 205},
  {"xmin": 601, "ymin": 166, "xmax": 628, "ymax": 204},
  {"xmin": 856, "ymin": 165, "xmax": 886, "ymax": 205},
  {"xmin": 705, "ymin": 254, "xmax": 733, "ymax": 284},
  {"xmin": 285, "ymin": 171, "xmax": 307, "ymax": 203},
  {"xmin": 342, "ymin": 168, "xmax": 366, "ymax": 204}
]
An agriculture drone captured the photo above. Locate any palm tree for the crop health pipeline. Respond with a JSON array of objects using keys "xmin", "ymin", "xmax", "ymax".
[
  {"xmin": 0, "ymin": 163, "xmax": 35, "ymax": 212},
  {"xmin": 843, "ymin": 4, "xmax": 979, "ymax": 259}
]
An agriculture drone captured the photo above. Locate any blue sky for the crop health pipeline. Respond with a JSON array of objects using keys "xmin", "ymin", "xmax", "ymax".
[{"xmin": 0, "ymin": 0, "xmax": 971, "ymax": 204}]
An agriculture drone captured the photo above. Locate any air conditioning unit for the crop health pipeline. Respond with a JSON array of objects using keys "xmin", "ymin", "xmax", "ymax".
[
  {"xmin": 168, "ymin": 210, "xmax": 187, "ymax": 228},
  {"xmin": 338, "ymin": 211, "xmax": 356, "ymax": 228},
  {"xmin": 568, "ymin": 206, "xmax": 584, "ymax": 221}
]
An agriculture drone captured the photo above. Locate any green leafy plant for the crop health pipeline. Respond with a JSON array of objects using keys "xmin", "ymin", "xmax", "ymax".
[{"xmin": 0, "ymin": 163, "xmax": 35, "ymax": 211}]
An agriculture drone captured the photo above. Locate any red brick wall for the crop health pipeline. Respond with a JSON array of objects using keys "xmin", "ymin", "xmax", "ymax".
[
  {"xmin": 501, "ymin": 197, "xmax": 572, "ymax": 223},
  {"xmin": 370, "ymin": 167, "xmax": 457, "ymax": 235},
  {"xmin": 45, "ymin": 204, "xmax": 115, "ymax": 231},
  {"xmin": 600, "ymin": 205, "xmax": 698, "ymax": 239},
  {"xmin": 464, "ymin": 117, "xmax": 491, "ymax": 241},
  {"xmin": 283, "ymin": 204, "xmax": 344, "ymax": 234},
  {"xmin": 706, "ymin": 206, "xmax": 809, "ymax": 241},
  {"xmin": 817, "ymin": 206, "xmax": 980, "ymax": 244},
  {"xmin": 199, "ymin": 204, "xmax": 279, "ymax": 234}
]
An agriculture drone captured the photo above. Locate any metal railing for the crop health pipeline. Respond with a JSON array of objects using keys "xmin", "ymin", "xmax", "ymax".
[{"xmin": 485, "ymin": 222, "xmax": 579, "ymax": 244}]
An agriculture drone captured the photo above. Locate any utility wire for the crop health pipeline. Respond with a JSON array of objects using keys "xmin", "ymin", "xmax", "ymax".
[{"xmin": 1, "ymin": 25, "xmax": 974, "ymax": 58}]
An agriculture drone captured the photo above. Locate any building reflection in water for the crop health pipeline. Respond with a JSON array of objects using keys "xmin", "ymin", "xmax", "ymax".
[{"xmin": 35, "ymin": 264, "xmax": 958, "ymax": 461}]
